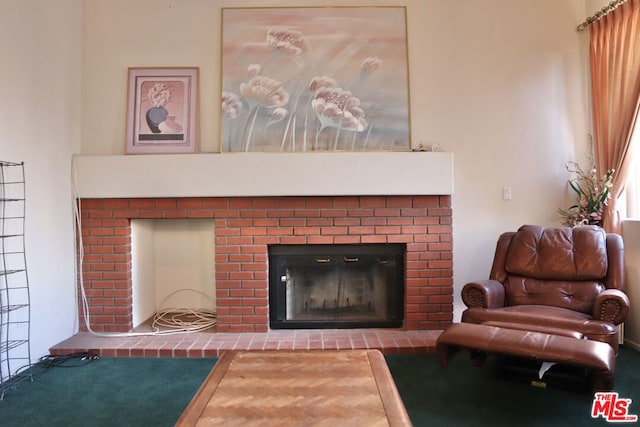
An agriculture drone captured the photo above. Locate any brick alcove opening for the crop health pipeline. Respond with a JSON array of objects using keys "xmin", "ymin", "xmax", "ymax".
[{"xmin": 78, "ymin": 195, "xmax": 453, "ymax": 333}]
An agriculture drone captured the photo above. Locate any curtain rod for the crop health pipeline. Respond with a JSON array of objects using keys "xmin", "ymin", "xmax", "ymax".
[{"xmin": 577, "ymin": 0, "xmax": 629, "ymax": 31}]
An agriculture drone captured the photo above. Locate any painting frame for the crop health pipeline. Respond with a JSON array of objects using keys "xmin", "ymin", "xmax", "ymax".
[
  {"xmin": 125, "ymin": 67, "xmax": 198, "ymax": 154},
  {"xmin": 220, "ymin": 6, "xmax": 411, "ymax": 153}
]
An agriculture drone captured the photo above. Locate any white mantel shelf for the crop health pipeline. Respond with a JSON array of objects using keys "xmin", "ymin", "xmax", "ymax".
[{"xmin": 72, "ymin": 152, "xmax": 454, "ymax": 198}]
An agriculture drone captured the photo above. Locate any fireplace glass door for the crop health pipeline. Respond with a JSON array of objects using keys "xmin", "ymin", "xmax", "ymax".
[{"xmin": 268, "ymin": 244, "xmax": 405, "ymax": 329}]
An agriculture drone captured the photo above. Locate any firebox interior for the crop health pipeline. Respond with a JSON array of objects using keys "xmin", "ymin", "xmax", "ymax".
[{"xmin": 269, "ymin": 244, "xmax": 405, "ymax": 329}]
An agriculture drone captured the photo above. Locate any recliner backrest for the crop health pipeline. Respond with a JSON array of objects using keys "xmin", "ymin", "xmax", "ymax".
[
  {"xmin": 505, "ymin": 225, "xmax": 608, "ymax": 280},
  {"xmin": 492, "ymin": 225, "xmax": 615, "ymax": 314}
]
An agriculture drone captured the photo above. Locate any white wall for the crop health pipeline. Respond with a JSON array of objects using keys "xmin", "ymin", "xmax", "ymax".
[
  {"xmin": 131, "ymin": 220, "xmax": 156, "ymax": 327},
  {"xmin": 153, "ymin": 220, "xmax": 215, "ymax": 309},
  {"xmin": 0, "ymin": 0, "xmax": 602, "ymax": 356},
  {"xmin": 414, "ymin": 0, "xmax": 593, "ymax": 320},
  {"xmin": 79, "ymin": 0, "xmax": 593, "ymax": 323},
  {"xmin": 0, "ymin": 0, "xmax": 82, "ymax": 359},
  {"xmin": 131, "ymin": 219, "xmax": 215, "ymax": 328},
  {"xmin": 586, "ymin": 0, "xmax": 611, "ymax": 15}
]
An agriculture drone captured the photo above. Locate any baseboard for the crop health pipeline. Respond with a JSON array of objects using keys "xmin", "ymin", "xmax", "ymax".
[{"xmin": 623, "ymin": 338, "xmax": 640, "ymax": 352}]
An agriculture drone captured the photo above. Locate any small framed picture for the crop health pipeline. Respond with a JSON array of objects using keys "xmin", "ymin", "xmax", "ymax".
[{"xmin": 125, "ymin": 67, "xmax": 198, "ymax": 154}]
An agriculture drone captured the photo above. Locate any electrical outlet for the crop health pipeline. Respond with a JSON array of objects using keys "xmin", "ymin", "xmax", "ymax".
[{"xmin": 503, "ymin": 186, "xmax": 512, "ymax": 201}]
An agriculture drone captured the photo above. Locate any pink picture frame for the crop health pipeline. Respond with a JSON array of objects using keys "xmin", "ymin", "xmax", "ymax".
[{"xmin": 125, "ymin": 67, "xmax": 198, "ymax": 154}]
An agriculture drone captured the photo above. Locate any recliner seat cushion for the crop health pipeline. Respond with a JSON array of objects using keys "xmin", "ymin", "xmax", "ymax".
[
  {"xmin": 463, "ymin": 305, "xmax": 590, "ymax": 327},
  {"xmin": 503, "ymin": 275, "xmax": 604, "ymax": 314}
]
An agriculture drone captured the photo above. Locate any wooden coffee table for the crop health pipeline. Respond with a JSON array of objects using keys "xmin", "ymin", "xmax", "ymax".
[{"xmin": 176, "ymin": 350, "xmax": 412, "ymax": 426}]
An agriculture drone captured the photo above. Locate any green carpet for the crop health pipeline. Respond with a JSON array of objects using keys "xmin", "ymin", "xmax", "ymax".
[
  {"xmin": 0, "ymin": 356, "xmax": 217, "ymax": 427},
  {"xmin": 386, "ymin": 346, "xmax": 640, "ymax": 426},
  {"xmin": 1, "ymin": 347, "xmax": 639, "ymax": 426}
]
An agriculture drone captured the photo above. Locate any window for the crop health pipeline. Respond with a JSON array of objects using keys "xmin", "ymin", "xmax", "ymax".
[{"xmin": 621, "ymin": 122, "xmax": 640, "ymax": 219}]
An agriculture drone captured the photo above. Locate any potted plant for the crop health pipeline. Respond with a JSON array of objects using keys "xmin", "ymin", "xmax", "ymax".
[{"xmin": 558, "ymin": 161, "xmax": 615, "ymax": 227}]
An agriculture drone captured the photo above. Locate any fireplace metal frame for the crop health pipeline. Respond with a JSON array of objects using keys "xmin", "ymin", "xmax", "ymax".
[{"xmin": 268, "ymin": 244, "xmax": 405, "ymax": 329}]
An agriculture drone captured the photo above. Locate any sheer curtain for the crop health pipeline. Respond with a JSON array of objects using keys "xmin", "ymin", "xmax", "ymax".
[{"xmin": 589, "ymin": 0, "xmax": 640, "ymax": 233}]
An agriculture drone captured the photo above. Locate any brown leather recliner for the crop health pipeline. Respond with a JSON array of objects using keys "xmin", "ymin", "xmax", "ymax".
[{"xmin": 461, "ymin": 224, "xmax": 629, "ymax": 353}]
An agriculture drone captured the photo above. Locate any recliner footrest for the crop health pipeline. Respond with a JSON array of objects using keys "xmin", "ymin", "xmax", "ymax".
[{"xmin": 436, "ymin": 323, "xmax": 615, "ymax": 391}]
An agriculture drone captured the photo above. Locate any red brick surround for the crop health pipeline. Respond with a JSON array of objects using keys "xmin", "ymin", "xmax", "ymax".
[{"xmin": 78, "ymin": 195, "xmax": 453, "ymax": 333}]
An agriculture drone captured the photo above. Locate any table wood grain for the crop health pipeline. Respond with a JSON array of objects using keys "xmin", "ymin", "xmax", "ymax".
[{"xmin": 176, "ymin": 350, "xmax": 412, "ymax": 426}]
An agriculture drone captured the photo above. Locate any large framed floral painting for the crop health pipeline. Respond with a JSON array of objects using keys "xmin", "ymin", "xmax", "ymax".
[
  {"xmin": 126, "ymin": 67, "xmax": 198, "ymax": 154},
  {"xmin": 220, "ymin": 7, "xmax": 411, "ymax": 152}
]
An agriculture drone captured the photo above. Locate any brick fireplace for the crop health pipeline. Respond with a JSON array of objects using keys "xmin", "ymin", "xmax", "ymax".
[{"xmin": 78, "ymin": 195, "xmax": 453, "ymax": 333}]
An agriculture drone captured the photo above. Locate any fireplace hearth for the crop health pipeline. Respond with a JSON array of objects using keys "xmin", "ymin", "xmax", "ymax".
[{"xmin": 268, "ymin": 244, "xmax": 404, "ymax": 329}]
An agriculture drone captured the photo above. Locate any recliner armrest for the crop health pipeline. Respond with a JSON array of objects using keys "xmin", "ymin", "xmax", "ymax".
[
  {"xmin": 461, "ymin": 280, "xmax": 505, "ymax": 309},
  {"xmin": 593, "ymin": 289, "xmax": 630, "ymax": 325}
]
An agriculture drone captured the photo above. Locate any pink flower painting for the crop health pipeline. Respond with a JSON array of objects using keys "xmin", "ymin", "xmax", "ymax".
[{"xmin": 221, "ymin": 7, "xmax": 410, "ymax": 152}]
